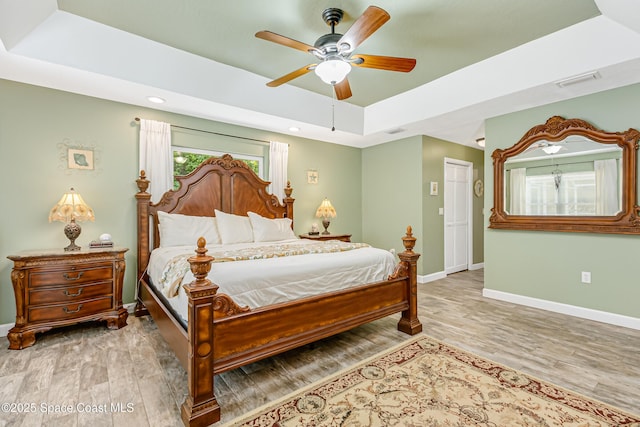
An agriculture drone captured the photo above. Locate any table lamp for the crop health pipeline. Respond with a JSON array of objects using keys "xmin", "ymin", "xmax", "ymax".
[
  {"xmin": 49, "ymin": 188, "xmax": 95, "ymax": 251},
  {"xmin": 315, "ymin": 198, "xmax": 337, "ymax": 235}
]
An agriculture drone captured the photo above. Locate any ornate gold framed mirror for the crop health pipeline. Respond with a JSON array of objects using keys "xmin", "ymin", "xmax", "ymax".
[{"xmin": 489, "ymin": 116, "xmax": 640, "ymax": 234}]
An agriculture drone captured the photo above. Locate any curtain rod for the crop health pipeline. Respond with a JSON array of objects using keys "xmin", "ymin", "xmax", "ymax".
[
  {"xmin": 134, "ymin": 117, "xmax": 270, "ymax": 144},
  {"xmin": 506, "ymin": 159, "xmax": 600, "ymax": 170}
]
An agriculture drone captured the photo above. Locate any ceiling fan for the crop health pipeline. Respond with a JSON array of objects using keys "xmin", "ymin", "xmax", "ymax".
[{"xmin": 255, "ymin": 6, "xmax": 416, "ymax": 100}]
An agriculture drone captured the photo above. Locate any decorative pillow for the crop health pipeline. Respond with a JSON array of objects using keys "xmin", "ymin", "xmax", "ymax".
[
  {"xmin": 157, "ymin": 211, "xmax": 221, "ymax": 247},
  {"xmin": 214, "ymin": 210, "xmax": 254, "ymax": 244},
  {"xmin": 248, "ymin": 211, "xmax": 297, "ymax": 242}
]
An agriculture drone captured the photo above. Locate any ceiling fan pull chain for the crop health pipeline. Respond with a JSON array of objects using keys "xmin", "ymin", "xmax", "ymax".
[{"xmin": 331, "ymin": 86, "xmax": 336, "ymax": 132}]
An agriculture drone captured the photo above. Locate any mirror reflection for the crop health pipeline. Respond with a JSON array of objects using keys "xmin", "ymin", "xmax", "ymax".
[{"xmin": 504, "ymin": 136, "xmax": 622, "ymax": 216}]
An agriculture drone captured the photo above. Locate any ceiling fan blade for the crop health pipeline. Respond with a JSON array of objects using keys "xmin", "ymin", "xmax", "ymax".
[
  {"xmin": 351, "ymin": 54, "xmax": 416, "ymax": 72},
  {"xmin": 266, "ymin": 64, "xmax": 316, "ymax": 87},
  {"xmin": 334, "ymin": 78, "xmax": 352, "ymax": 100},
  {"xmin": 338, "ymin": 6, "xmax": 390, "ymax": 53},
  {"xmin": 255, "ymin": 30, "xmax": 316, "ymax": 54}
]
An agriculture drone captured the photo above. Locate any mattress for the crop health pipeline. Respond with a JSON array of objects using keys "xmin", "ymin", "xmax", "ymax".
[{"xmin": 147, "ymin": 239, "xmax": 397, "ymax": 322}]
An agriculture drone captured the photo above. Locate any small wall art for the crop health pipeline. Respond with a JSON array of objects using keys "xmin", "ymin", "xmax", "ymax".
[
  {"xmin": 307, "ymin": 170, "xmax": 318, "ymax": 184},
  {"xmin": 68, "ymin": 148, "xmax": 94, "ymax": 170},
  {"xmin": 430, "ymin": 181, "xmax": 438, "ymax": 196},
  {"xmin": 58, "ymin": 139, "xmax": 102, "ymax": 175}
]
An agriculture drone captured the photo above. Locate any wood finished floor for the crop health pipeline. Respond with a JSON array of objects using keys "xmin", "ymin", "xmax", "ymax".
[{"xmin": 1, "ymin": 269, "xmax": 639, "ymax": 426}]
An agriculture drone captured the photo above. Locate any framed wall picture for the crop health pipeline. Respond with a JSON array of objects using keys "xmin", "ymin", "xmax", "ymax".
[
  {"xmin": 430, "ymin": 181, "xmax": 438, "ymax": 196},
  {"xmin": 307, "ymin": 170, "xmax": 318, "ymax": 184},
  {"xmin": 68, "ymin": 148, "xmax": 94, "ymax": 170},
  {"xmin": 57, "ymin": 139, "xmax": 102, "ymax": 175}
]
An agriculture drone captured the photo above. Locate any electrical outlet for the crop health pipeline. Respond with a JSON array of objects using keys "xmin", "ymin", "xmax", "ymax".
[{"xmin": 581, "ymin": 271, "xmax": 591, "ymax": 284}]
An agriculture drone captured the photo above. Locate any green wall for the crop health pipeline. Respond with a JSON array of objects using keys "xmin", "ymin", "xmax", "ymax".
[
  {"xmin": 0, "ymin": 79, "xmax": 362, "ymax": 325},
  {"xmin": 484, "ymin": 83, "xmax": 640, "ymax": 318},
  {"xmin": 361, "ymin": 137, "xmax": 424, "ymax": 272}
]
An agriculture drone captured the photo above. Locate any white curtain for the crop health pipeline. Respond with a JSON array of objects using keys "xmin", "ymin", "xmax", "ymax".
[
  {"xmin": 269, "ymin": 141, "xmax": 288, "ymax": 201},
  {"xmin": 509, "ymin": 168, "xmax": 527, "ymax": 215},
  {"xmin": 594, "ymin": 159, "xmax": 619, "ymax": 215},
  {"xmin": 139, "ymin": 119, "xmax": 172, "ymax": 203}
]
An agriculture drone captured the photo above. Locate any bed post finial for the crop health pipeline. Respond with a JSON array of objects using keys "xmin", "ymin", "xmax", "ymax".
[
  {"xmin": 283, "ymin": 181, "xmax": 295, "ymax": 223},
  {"xmin": 397, "ymin": 225, "xmax": 422, "ymax": 335},
  {"xmin": 284, "ymin": 181, "xmax": 293, "ymax": 198},
  {"xmin": 136, "ymin": 170, "xmax": 150, "ymax": 193},
  {"xmin": 402, "ymin": 226, "xmax": 416, "ymax": 253},
  {"xmin": 188, "ymin": 238, "xmax": 215, "ymax": 288}
]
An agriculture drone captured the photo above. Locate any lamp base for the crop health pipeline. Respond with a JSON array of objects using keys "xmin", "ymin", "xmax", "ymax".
[
  {"xmin": 64, "ymin": 219, "xmax": 82, "ymax": 251},
  {"xmin": 64, "ymin": 242, "xmax": 81, "ymax": 252},
  {"xmin": 322, "ymin": 219, "xmax": 331, "ymax": 235}
]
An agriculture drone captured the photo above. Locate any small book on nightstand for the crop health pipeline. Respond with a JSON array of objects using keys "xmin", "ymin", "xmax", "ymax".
[{"xmin": 90, "ymin": 240, "xmax": 114, "ymax": 248}]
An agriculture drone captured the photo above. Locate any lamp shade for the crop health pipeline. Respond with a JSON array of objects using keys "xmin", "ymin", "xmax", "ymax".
[
  {"xmin": 314, "ymin": 59, "xmax": 351, "ymax": 85},
  {"xmin": 48, "ymin": 188, "xmax": 95, "ymax": 223},
  {"xmin": 315, "ymin": 198, "xmax": 337, "ymax": 219}
]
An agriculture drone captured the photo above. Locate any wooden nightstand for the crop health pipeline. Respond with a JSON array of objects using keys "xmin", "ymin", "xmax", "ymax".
[
  {"xmin": 299, "ymin": 233, "xmax": 352, "ymax": 242},
  {"xmin": 7, "ymin": 247, "xmax": 128, "ymax": 350}
]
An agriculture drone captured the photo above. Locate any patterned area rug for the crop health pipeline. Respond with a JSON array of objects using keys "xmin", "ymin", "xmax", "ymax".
[{"xmin": 222, "ymin": 335, "xmax": 640, "ymax": 426}]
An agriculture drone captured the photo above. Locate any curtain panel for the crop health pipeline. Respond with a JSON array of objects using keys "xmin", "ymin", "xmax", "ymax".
[
  {"xmin": 139, "ymin": 119, "xmax": 173, "ymax": 203},
  {"xmin": 269, "ymin": 141, "xmax": 288, "ymax": 201}
]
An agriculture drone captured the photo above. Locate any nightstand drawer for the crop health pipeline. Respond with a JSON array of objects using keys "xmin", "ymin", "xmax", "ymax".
[
  {"xmin": 30, "ymin": 265, "xmax": 113, "ymax": 288},
  {"xmin": 28, "ymin": 296, "xmax": 113, "ymax": 323},
  {"xmin": 29, "ymin": 281, "xmax": 113, "ymax": 306}
]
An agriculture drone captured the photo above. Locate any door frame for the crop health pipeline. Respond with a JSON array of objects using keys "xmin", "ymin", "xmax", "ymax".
[{"xmin": 443, "ymin": 157, "xmax": 474, "ymax": 274}]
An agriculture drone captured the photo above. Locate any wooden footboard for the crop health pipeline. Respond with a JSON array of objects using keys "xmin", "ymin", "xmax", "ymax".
[{"xmin": 180, "ymin": 229, "xmax": 421, "ymax": 426}]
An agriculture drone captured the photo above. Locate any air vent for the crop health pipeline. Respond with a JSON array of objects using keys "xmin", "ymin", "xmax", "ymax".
[
  {"xmin": 555, "ymin": 71, "xmax": 601, "ymax": 88},
  {"xmin": 385, "ymin": 127, "xmax": 406, "ymax": 135}
]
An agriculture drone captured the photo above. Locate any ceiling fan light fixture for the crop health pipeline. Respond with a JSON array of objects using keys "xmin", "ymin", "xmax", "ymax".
[
  {"xmin": 542, "ymin": 145, "xmax": 562, "ymax": 154},
  {"xmin": 315, "ymin": 59, "xmax": 351, "ymax": 85}
]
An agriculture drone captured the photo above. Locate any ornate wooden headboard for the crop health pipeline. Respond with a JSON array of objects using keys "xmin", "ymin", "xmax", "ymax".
[{"xmin": 135, "ymin": 154, "xmax": 294, "ymax": 280}]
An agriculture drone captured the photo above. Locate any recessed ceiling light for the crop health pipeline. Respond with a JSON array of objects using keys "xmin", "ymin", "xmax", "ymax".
[
  {"xmin": 289, "ymin": 126, "xmax": 300, "ymax": 132},
  {"xmin": 147, "ymin": 96, "xmax": 165, "ymax": 104}
]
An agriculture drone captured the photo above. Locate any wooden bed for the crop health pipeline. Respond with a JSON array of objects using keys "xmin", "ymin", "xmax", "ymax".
[{"xmin": 134, "ymin": 154, "xmax": 422, "ymax": 426}]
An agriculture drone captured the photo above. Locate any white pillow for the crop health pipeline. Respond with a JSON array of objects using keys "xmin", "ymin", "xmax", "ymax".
[
  {"xmin": 214, "ymin": 210, "xmax": 254, "ymax": 244},
  {"xmin": 248, "ymin": 211, "xmax": 297, "ymax": 242},
  {"xmin": 157, "ymin": 211, "xmax": 221, "ymax": 247}
]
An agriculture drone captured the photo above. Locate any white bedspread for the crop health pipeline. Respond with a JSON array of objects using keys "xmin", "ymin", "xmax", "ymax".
[{"xmin": 147, "ymin": 239, "xmax": 397, "ymax": 322}]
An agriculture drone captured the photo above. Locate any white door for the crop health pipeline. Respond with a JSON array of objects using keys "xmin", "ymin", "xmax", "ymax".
[{"xmin": 444, "ymin": 159, "xmax": 472, "ymax": 274}]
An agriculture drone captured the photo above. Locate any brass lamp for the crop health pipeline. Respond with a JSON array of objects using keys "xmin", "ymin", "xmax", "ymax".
[
  {"xmin": 315, "ymin": 198, "xmax": 337, "ymax": 235},
  {"xmin": 49, "ymin": 188, "xmax": 95, "ymax": 251}
]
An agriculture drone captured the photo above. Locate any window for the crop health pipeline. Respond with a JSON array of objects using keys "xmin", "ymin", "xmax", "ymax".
[
  {"xmin": 172, "ymin": 147, "xmax": 263, "ymax": 189},
  {"xmin": 525, "ymin": 171, "xmax": 596, "ymax": 215}
]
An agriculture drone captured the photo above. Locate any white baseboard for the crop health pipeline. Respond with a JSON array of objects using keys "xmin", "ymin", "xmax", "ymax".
[
  {"xmin": 419, "ymin": 264, "xmax": 483, "ymax": 283},
  {"xmin": 483, "ymin": 288, "xmax": 640, "ymax": 330},
  {"xmin": 418, "ymin": 271, "xmax": 446, "ymax": 284},
  {"xmin": 0, "ymin": 302, "xmax": 139, "ymax": 338},
  {"xmin": 0, "ymin": 322, "xmax": 11, "ymax": 338},
  {"xmin": 469, "ymin": 262, "xmax": 484, "ymax": 271}
]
